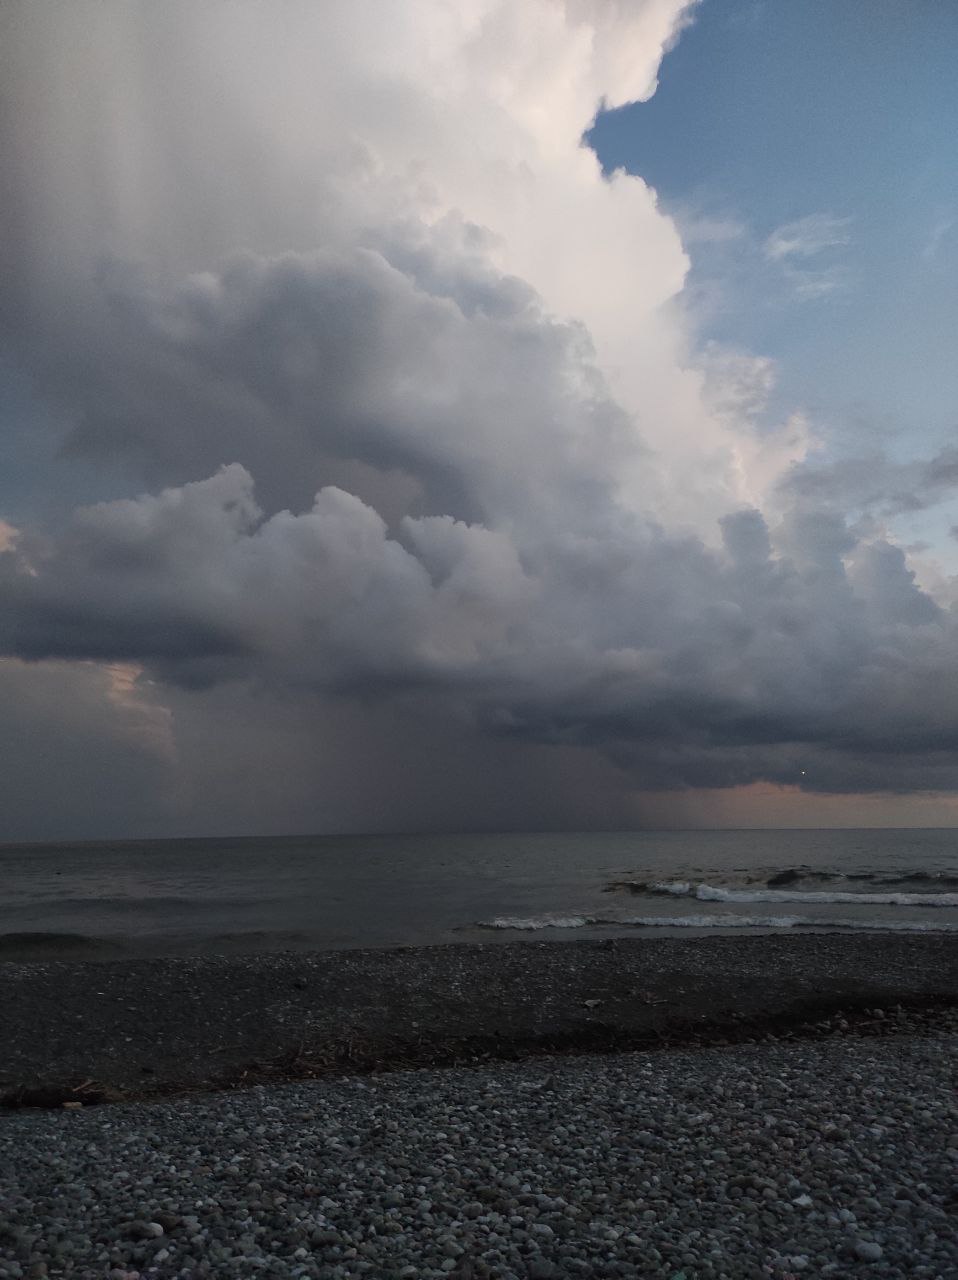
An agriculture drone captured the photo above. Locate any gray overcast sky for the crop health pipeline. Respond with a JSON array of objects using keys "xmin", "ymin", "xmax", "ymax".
[{"xmin": 2, "ymin": 0, "xmax": 957, "ymax": 840}]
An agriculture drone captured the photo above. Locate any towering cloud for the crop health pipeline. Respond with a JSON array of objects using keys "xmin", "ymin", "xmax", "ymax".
[{"xmin": 1, "ymin": 0, "xmax": 956, "ymax": 836}]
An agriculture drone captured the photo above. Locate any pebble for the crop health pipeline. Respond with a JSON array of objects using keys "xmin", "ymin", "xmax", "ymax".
[
  {"xmin": 854, "ymin": 1240, "xmax": 885, "ymax": 1262},
  {"xmin": 1, "ymin": 1028, "xmax": 955, "ymax": 1278}
]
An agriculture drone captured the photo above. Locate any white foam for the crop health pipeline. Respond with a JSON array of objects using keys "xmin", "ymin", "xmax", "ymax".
[
  {"xmin": 621, "ymin": 914, "xmax": 806, "ymax": 929},
  {"xmin": 648, "ymin": 881, "xmax": 958, "ymax": 908},
  {"xmin": 482, "ymin": 915, "xmax": 592, "ymax": 931}
]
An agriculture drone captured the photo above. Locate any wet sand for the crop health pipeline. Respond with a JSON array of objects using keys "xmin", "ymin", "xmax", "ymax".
[{"xmin": 1, "ymin": 933, "xmax": 955, "ymax": 1104}]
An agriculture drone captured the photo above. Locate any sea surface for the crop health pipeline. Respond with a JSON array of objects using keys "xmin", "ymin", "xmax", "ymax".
[{"xmin": 2, "ymin": 829, "xmax": 958, "ymax": 960}]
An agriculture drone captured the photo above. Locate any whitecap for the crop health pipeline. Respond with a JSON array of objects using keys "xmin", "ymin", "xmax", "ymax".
[
  {"xmin": 647, "ymin": 882, "xmax": 958, "ymax": 908},
  {"xmin": 481, "ymin": 915, "xmax": 592, "ymax": 930}
]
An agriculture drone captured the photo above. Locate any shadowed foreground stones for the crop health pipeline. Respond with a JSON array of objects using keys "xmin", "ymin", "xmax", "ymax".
[{"xmin": 1, "ymin": 1020, "xmax": 955, "ymax": 1278}]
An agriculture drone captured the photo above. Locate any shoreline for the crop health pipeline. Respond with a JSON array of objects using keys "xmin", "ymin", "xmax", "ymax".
[{"xmin": 2, "ymin": 933, "xmax": 956, "ymax": 1107}]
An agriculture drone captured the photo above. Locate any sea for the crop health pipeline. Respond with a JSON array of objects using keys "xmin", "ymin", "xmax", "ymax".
[{"xmin": 2, "ymin": 829, "xmax": 957, "ymax": 961}]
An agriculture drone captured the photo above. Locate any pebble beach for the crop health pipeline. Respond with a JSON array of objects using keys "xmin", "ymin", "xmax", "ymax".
[
  {"xmin": 2, "ymin": 936, "xmax": 956, "ymax": 1278},
  {"xmin": 2, "ymin": 1024, "xmax": 956, "ymax": 1279}
]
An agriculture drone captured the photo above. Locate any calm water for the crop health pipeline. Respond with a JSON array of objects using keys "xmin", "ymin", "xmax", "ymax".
[{"xmin": 2, "ymin": 829, "xmax": 957, "ymax": 959}]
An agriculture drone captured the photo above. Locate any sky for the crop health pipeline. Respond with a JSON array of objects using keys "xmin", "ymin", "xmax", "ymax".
[
  {"xmin": 1, "ymin": 0, "xmax": 957, "ymax": 840},
  {"xmin": 589, "ymin": 0, "xmax": 958, "ymax": 555}
]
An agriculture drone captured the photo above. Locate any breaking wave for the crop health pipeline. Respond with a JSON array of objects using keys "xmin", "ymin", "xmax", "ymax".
[
  {"xmin": 642, "ymin": 882, "xmax": 958, "ymax": 907},
  {"xmin": 609, "ymin": 868, "xmax": 958, "ymax": 894},
  {"xmin": 478, "ymin": 914, "xmax": 958, "ymax": 933},
  {"xmin": 479, "ymin": 915, "xmax": 593, "ymax": 931}
]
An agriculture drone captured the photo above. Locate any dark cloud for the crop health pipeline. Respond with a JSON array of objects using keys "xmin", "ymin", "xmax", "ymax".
[
  {"xmin": 779, "ymin": 446, "xmax": 958, "ymax": 518},
  {"xmin": 2, "ymin": 0, "xmax": 957, "ymax": 835},
  {"xmin": 3, "ymin": 226, "xmax": 957, "ymax": 819},
  {"xmin": 4, "ymin": 235, "xmax": 631, "ymax": 536},
  {"xmin": 3, "ymin": 457, "xmax": 957, "ymax": 798},
  {"xmin": 87, "ymin": 243, "xmax": 629, "ymax": 526}
]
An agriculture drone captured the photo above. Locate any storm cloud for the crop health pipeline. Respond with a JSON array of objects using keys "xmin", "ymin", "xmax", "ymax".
[{"xmin": 1, "ymin": 0, "xmax": 956, "ymax": 836}]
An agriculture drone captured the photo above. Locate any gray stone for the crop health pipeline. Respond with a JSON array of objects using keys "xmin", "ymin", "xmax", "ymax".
[
  {"xmin": 1, "ymin": 1026, "xmax": 954, "ymax": 1280},
  {"xmin": 121, "ymin": 1221, "xmax": 165, "ymax": 1241},
  {"xmin": 529, "ymin": 1261, "xmax": 558, "ymax": 1279}
]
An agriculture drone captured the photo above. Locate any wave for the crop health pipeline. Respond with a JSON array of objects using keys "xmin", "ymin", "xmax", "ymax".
[
  {"xmin": 610, "ymin": 868, "xmax": 958, "ymax": 895},
  {"xmin": 768, "ymin": 868, "xmax": 958, "ymax": 888},
  {"xmin": 643, "ymin": 882, "xmax": 958, "ymax": 907},
  {"xmin": 478, "ymin": 914, "xmax": 958, "ymax": 934},
  {"xmin": 847, "ymin": 870, "xmax": 958, "ymax": 887},
  {"xmin": 478, "ymin": 915, "xmax": 593, "ymax": 931}
]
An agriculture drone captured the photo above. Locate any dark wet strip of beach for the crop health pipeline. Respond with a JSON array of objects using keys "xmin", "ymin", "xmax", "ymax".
[{"xmin": 1, "ymin": 933, "xmax": 955, "ymax": 1106}]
